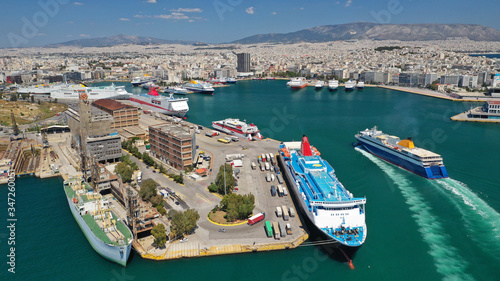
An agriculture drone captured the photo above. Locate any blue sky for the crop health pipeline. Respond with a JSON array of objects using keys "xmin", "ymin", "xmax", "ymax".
[{"xmin": 1, "ymin": 0, "xmax": 498, "ymax": 48}]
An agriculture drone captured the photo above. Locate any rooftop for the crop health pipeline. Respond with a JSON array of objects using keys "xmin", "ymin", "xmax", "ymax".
[
  {"xmin": 150, "ymin": 122, "xmax": 193, "ymax": 139},
  {"xmin": 93, "ymin": 99, "xmax": 136, "ymax": 111}
]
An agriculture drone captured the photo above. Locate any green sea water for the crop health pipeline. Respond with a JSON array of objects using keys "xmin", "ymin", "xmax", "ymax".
[{"xmin": 1, "ymin": 80, "xmax": 499, "ymax": 280}]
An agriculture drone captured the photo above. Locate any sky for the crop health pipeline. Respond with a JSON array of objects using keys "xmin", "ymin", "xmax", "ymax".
[{"xmin": 0, "ymin": 0, "xmax": 498, "ymax": 48}]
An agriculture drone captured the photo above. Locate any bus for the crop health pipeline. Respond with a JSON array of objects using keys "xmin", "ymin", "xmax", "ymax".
[
  {"xmin": 265, "ymin": 221, "xmax": 273, "ymax": 237},
  {"xmin": 218, "ymin": 138, "xmax": 230, "ymax": 144}
]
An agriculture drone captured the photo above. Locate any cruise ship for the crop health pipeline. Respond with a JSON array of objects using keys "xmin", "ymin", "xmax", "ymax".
[
  {"xmin": 355, "ymin": 126, "xmax": 448, "ymax": 179},
  {"xmin": 212, "ymin": 118, "xmax": 263, "ymax": 140},
  {"xmin": 63, "ymin": 177, "xmax": 133, "ymax": 266},
  {"xmin": 314, "ymin": 80, "xmax": 325, "ymax": 89},
  {"xmin": 131, "ymin": 76, "xmax": 156, "ymax": 87},
  {"xmin": 344, "ymin": 80, "xmax": 356, "ymax": 91},
  {"xmin": 225, "ymin": 77, "xmax": 237, "ymax": 84},
  {"xmin": 51, "ymin": 83, "xmax": 131, "ymax": 100},
  {"xmin": 184, "ymin": 80, "xmax": 214, "ymax": 95},
  {"xmin": 328, "ymin": 80, "xmax": 339, "ymax": 91},
  {"xmin": 279, "ymin": 136, "xmax": 367, "ymax": 251},
  {"xmin": 356, "ymin": 81, "xmax": 365, "ymax": 89},
  {"xmin": 130, "ymin": 87, "xmax": 189, "ymax": 117},
  {"xmin": 289, "ymin": 77, "xmax": 308, "ymax": 89},
  {"xmin": 164, "ymin": 86, "xmax": 188, "ymax": 95}
]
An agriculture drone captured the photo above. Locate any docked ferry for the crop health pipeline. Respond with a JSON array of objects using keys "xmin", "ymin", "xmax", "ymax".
[
  {"xmin": 51, "ymin": 83, "xmax": 131, "ymax": 100},
  {"xmin": 279, "ymin": 136, "xmax": 367, "ymax": 251},
  {"xmin": 328, "ymin": 80, "xmax": 339, "ymax": 91},
  {"xmin": 184, "ymin": 80, "xmax": 214, "ymax": 94},
  {"xmin": 63, "ymin": 177, "xmax": 133, "ymax": 266},
  {"xmin": 344, "ymin": 80, "xmax": 356, "ymax": 90},
  {"xmin": 289, "ymin": 77, "xmax": 308, "ymax": 89},
  {"xmin": 355, "ymin": 126, "xmax": 448, "ymax": 179},
  {"xmin": 212, "ymin": 118, "xmax": 263, "ymax": 140},
  {"xmin": 131, "ymin": 76, "xmax": 156, "ymax": 87},
  {"xmin": 130, "ymin": 87, "xmax": 189, "ymax": 117}
]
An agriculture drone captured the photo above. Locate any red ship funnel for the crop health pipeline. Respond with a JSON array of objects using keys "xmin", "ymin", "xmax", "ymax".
[
  {"xmin": 300, "ymin": 135, "xmax": 313, "ymax": 156},
  {"xmin": 148, "ymin": 87, "xmax": 159, "ymax": 96}
]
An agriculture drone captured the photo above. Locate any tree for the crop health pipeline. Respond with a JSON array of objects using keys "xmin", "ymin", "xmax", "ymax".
[
  {"xmin": 151, "ymin": 223, "xmax": 167, "ymax": 248},
  {"xmin": 219, "ymin": 193, "xmax": 255, "ymax": 221},
  {"xmin": 142, "ymin": 152, "xmax": 155, "ymax": 166},
  {"xmin": 150, "ymin": 195, "xmax": 164, "ymax": 208},
  {"xmin": 208, "ymin": 182, "xmax": 218, "ymax": 193},
  {"xmin": 139, "ymin": 179, "xmax": 157, "ymax": 201},
  {"xmin": 168, "ymin": 209, "xmax": 200, "ymax": 239},
  {"xmin": 114, "ymin": 162, "xmax": 133, "ymax": 182},
  {"xmin": 214, "ymin": 163, "xmax": 235, "ymax": 194}
]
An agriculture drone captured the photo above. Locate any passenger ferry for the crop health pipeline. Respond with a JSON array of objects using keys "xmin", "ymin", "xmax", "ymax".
[
  {"xmin": 129, "ymin": 87, "xmax": 189, "ymax": 117},
  {"xmin": 279, "ymin": 136, "xmax": 367, "ymax": 251},
  {"xmin": 212, "ymin": 118, "xmax": 263, "ymax": 140},
  {"xmin": 328, "ymin": 80, "xmax": 339, "ymax": 91},
  {"xmin": 289, "ymin": 77, "xmax": 308, "ymax": 89},
  {"xmin": 355, "ymin": 126, "xmax": 448, "ymax": 179}
]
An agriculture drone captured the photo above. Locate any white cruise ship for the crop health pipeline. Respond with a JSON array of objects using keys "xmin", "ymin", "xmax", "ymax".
[
  {"xmin": 357, "ymin": 81, "xmax": 365, "ymax": 89},
  {"xmin": 51, "ymin": 83, "xmax": 131, "ymax": 100},
  {"xmin": 328, "ymin": 80, "xmax": 339, "ymax": 91},
  {"xmin": 184, "ymin": 80, "xmax": 214, "ymax": 95},
  {"xmin": 17, "ymin": 83, "xmax": 70, "ymax": 95},
  {"xmin": 212, "ymin": 118, "xmax": 263, "ymax": 140}
]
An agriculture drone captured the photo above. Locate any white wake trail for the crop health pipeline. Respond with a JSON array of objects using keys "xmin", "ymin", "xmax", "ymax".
[{"xmin": 356, "ymin": 148, "xmax": 473, "ymax": 281}]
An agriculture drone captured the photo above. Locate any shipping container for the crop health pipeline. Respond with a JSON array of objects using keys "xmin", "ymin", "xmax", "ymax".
[
  {"xmin": 265, "ymin": 221, "xmax": 273, "ymax": 237},
  {"xmin": 286, "ymin": 223, "xmax": 292, "ymax": 235},
  {"xmin": 277, "ymin": 185, "xmax": 284, "ymax": 197},
  {"xmin": 270, "ymin": 185, "xmax": 276, "ymax": 196},
  {"xmin": 289, "ymin": 207, "xmax": 296, "ymax": 217},
  {"xmin": 276, "ymin": 206, "xmax": 283, "ymax": 217},
  {"xmin": 272, "ymin": 222, "xmax": 280, "ymax": 240},
  {"xmin": 248, "ymin": 212, "xmax": 265, "ymax": 225},
  {"xmin": 278, "ymin": 222, "xmax": 286, "ymax": 237},
  {"xmin": 282, "ymin": 206, "xmax": 289, "ymax": 221}
]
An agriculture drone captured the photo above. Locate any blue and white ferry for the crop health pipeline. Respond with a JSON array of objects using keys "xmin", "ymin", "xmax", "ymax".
[
  {"xmin": 279, "ymin": 136, "xmax": 367, "ymax": 249},
  {"xmin": 355, "ymin": 126, "xmax": 448, "ymax": 179}
]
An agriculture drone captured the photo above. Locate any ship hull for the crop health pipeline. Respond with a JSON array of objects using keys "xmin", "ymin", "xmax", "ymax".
[
  {"xmin": 130, "ymin": 96, "xmax": 188, "ymax": 117},
  {"xmin": 290, "ymin": 84, "xmax": 307, "ymax": 89},
  {"xmin": 212, "ymin": 122, "xmax": 262, "ymax": 140},
  {"xmin": 63, "ymin": 188, "xmax": 132, "ymax": 266},
  {"xmin": 278, "ymin": 155, "xmax": 363, "ymax": 256},
  {"xmin": 185, "ymin": 86, "xmax": 214, "ymax": 95},
  {"xmin": 356, "ymin": 138, "xmax": 448, "ymax": 179}
]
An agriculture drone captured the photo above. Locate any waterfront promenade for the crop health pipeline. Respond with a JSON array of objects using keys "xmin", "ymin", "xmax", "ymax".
[{"xmin": 378, "ymin": 85, "xmax": 499, "ymax": 102}]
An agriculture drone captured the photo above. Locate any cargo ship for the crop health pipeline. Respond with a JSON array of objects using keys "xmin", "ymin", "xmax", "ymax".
[
  {"xmin": 279, "ymin": 136, "xmax": 367, "ymax": 251},
  {"xmin": 63, "ymin": 177, "xmax": 133, "ymax": 266},
  {"xmin": 212, "ymin": 118, "xmax": 263, "ymax": 140},
  {"xmin": 129, "ymin": 86, "xmax": 189, "ymax": 117},
  {"xmin": 355, "ymin": 126, "xmax": 448, "ymax": 179}
]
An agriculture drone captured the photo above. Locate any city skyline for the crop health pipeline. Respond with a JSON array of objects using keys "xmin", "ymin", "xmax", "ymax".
[{"xmin": 1, "ymin": 0, "xmax": 500, "ymax": 48}]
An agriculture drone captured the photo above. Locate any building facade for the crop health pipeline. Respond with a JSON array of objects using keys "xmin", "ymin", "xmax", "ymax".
[
  {"xmin": 237, "ymin": 53, "xmax": 251, "ymax": 73},
  {"xmin": 92, "ymin": 99, "xmax": 139, "ymax": 129},
  {"xmin": 149, "ymin": 122, "xmax": 196, "ymax": 170}
]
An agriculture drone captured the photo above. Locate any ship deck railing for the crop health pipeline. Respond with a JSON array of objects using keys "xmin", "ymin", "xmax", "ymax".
[{"xmin": 323, "ymin": 226, "xmax": 364, "ymax": 246}]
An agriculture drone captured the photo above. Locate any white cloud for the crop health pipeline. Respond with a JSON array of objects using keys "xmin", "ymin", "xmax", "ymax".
[
  {"xmin": 336, "ymin": 1, "xmax": 340, "ymax": 4},
  {"xmin": 36, "ymin": 33, "xmax": 47, "ymax": 36},
  {"xmin": 79, "ymin": 34, "xmax": 90, "ymax": 37},
  {"xmin": 66, "ymin": 21, "xmax": 74, "ymax": 24},
  {"xmin": 120, "ymin": 18, "xmax": 130, "ymax": 21},
  {"xmin": 345, "ymin": 0, "xmax": 352, "ymax": 7},
  {"xmin": 67, "ymin": 35, "xmax": 73, "ymax": 37},
  {"xmin": 300, "ymin": 7, "xmax": 304, "ymax": 10},
  {"xmin": 146, "ymin": 0, "xmax": 156, "ymax": 3},
  {"xmin": 170, "ymin": 8, "xmax": 202, "ymax": 13},
  {"xmin": 156, "ymin": 13, "xmax": 189, "ymax": 20},
  {"xmin": 245, "ymin": 7, "xmax": 255, "ymax": 14},
  {"xmin": 272, "ymin": 12, "xmax": 277, "ymax": 15},
  {"xmin": 73, "ymin": 2, "xmax": 83, "ymax": 5}
]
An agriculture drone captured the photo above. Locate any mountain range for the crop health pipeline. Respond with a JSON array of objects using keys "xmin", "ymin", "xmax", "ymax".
[
  {"xmin": 232, "ymin": 22, "xmax": 500, "ymax": 43},
  {"xmin": 43, "ymin": 23, "xmax": 500, "ymax": 47},
  {"xmin": 44, "ymin": 34, "xmax": 194, "ymax": 47}
]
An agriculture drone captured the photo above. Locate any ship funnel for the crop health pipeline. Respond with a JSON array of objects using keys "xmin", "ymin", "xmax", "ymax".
[
  {"xmin": 300, "ymin": 135, "xmax": 313, "ymax": 157},
  {"xmin": 148, "ymin": 87, "xmax": 159, "ymax": 96}
]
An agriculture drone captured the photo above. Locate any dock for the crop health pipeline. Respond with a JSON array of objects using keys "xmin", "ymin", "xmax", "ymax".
[{"xmin": 451, "ymin": 107, "xmax": 500, "ymax": 123}]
